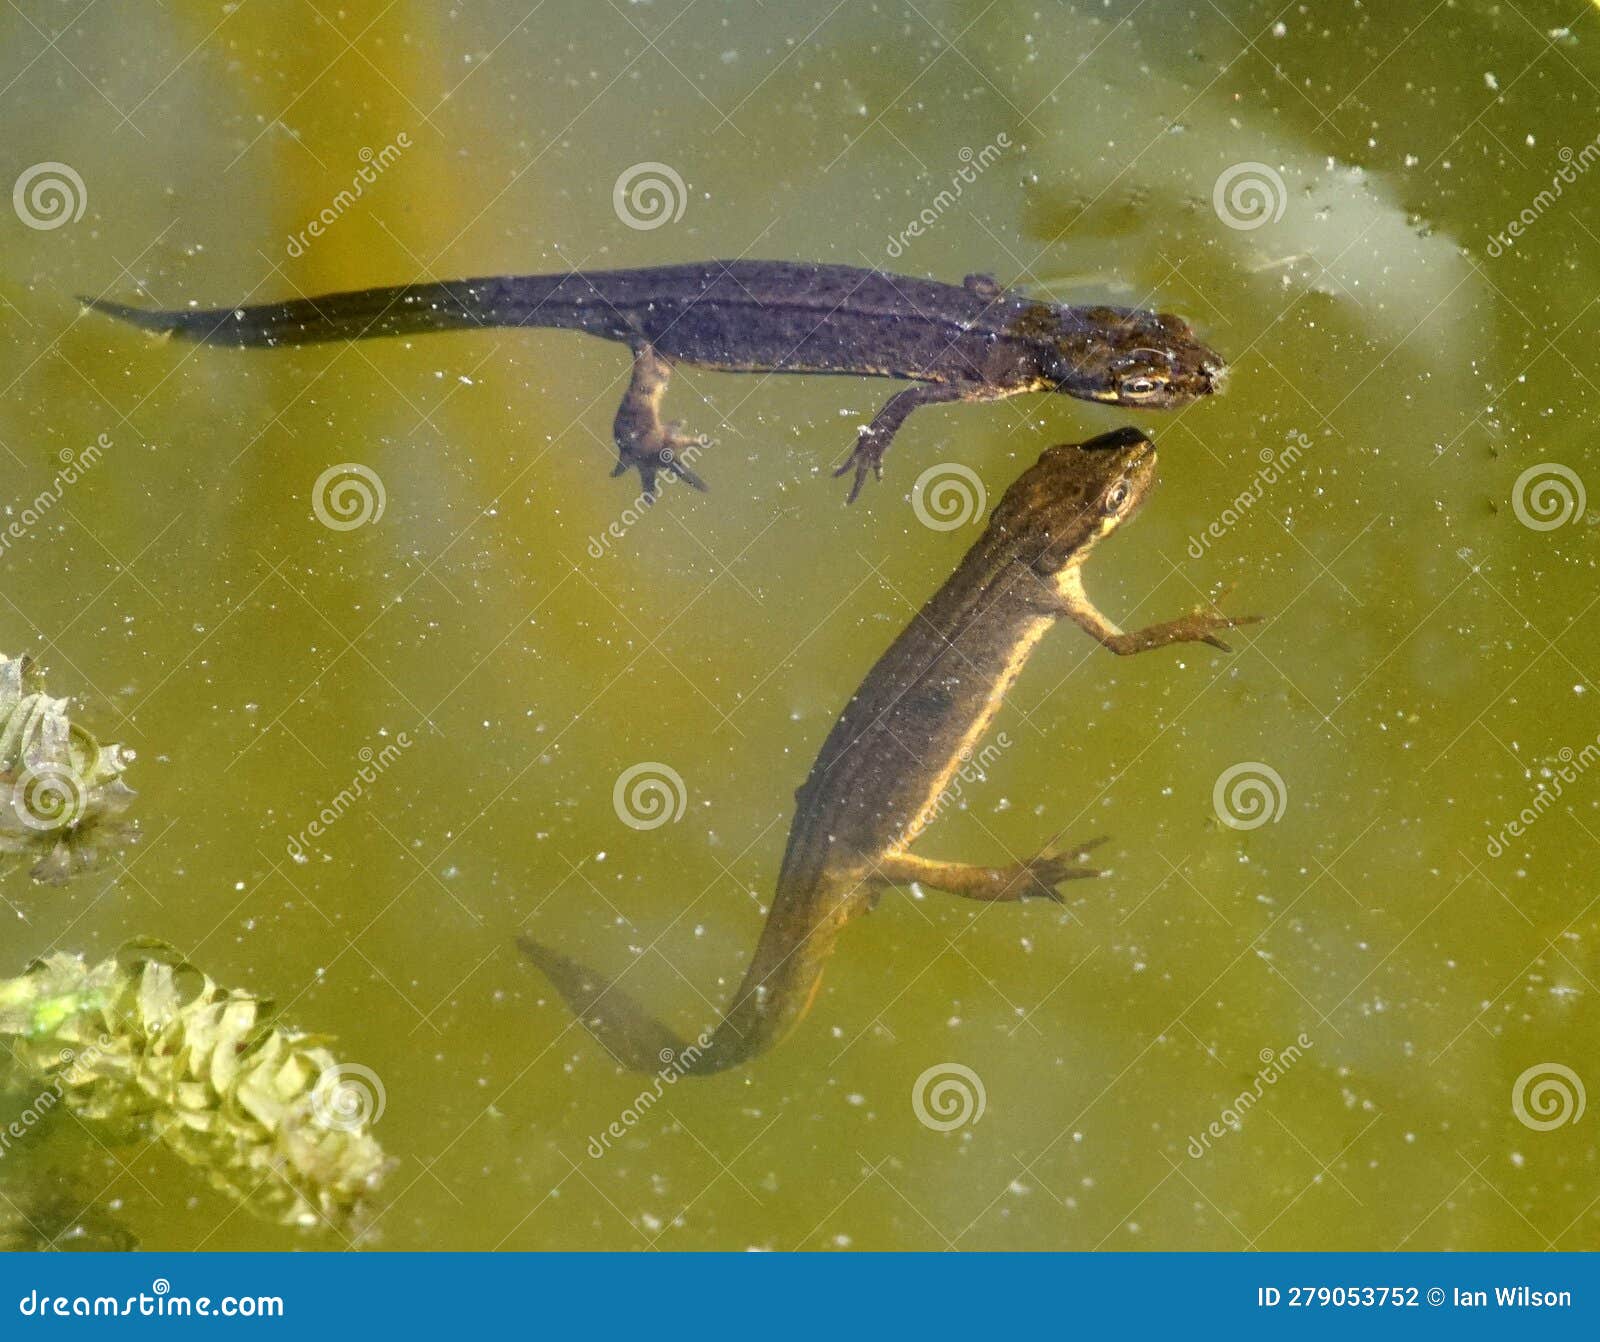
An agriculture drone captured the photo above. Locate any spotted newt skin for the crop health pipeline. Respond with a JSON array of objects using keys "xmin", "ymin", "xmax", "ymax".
[
  {"xmin": 517, "ymin": 426, "xmax": 1259, "ymax": 1075},
  {"xmin": 82, "ymin": 262, "xmax": 1225, "ymax": 501}
]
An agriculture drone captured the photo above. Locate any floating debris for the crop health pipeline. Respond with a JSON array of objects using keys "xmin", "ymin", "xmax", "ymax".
[
  {"xmin": 0, "ymin": 651, "xmax": 136, "ymax": 884},
  {"xmin": 0, "ymin": 942, "xmax": 394, "ymax": 1236},
  {"xmin": 0, "ymin": 1168, "xmax": 140, "ymax": 1253}
]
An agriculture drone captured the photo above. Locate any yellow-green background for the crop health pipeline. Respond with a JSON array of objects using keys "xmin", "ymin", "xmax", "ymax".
[{"xmin": 2, "ymin": 0, "xmax": 1596, "ymax": 1250}]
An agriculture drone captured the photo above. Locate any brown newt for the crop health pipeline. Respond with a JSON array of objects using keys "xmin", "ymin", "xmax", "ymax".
[
  {"xmin": 81, "ymin": 262, "xmax": 1225, "ymax": 501},
  {"xmin": 518, "ymin": 425, "xmax": 1258, "ymax": 1074}
]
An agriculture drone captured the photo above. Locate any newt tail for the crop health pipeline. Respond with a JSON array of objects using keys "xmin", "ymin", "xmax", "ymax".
[
  {"xmin": 82, "ymin": 261, "xmax": 1225, "ymax": 502},
  {"xmin": 520, "ymin": 426, "xmax": 1260, "ymax": 1074}
]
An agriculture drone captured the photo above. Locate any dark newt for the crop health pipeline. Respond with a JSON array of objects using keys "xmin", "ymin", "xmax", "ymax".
[
  {"xmin": 81, "ymin": 262, "xmax": 1225, "ymax": 501},
  {"xmin": 518, "ymin": 426, "xmax": 1259, "ymax": 1074}
]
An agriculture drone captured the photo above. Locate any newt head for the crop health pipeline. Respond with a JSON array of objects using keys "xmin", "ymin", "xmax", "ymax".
[
  {"xmin": 1042, "ymin": 306, "xmax": 1226, "ymax": 409},
  {"xmin": 988, "ymin": 426, "xmax": 1158, "ymax": 574}
]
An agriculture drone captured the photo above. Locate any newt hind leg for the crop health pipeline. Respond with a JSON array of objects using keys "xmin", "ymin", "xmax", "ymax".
[
  {"xmin": 874, "ymin": 837, "xmax": 1106, "ymax": 904},
  {"xmin": 612, "ymin": 343, "xmax": 712, "ymax": 499}
]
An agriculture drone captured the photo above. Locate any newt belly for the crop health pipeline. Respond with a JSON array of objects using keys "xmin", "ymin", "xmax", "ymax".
[{"xmin": 518, "ymin": 425, "xmax": 1260, "ymax": 1075}]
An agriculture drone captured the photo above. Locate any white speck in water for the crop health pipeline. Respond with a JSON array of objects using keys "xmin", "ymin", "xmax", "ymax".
[
  {"xmin": 1271, "ymin": 20, "xmax": 1286, "ymax": 36},
  {"xmin": 1484, "ymin": 72, "xmax": 1499, "ymax": 91},
  {"xmin": 846, "ymin": 1093, "xmax": 865, "ymax": 1106}
]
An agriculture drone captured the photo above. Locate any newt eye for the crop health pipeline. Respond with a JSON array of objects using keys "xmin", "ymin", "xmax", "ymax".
[
  {"xmin": 1104, "ymin": 483, "xmax": 1130, "ymax": 513},
  {"xmin": 1119, "ymin": 375, "xmax": 1162, "ymax": 399}
]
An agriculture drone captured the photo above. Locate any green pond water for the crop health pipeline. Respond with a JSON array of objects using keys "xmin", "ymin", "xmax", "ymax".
[{"xmin": 2, "ymin": 0, "xmax": 1597, "ymax": 1250}]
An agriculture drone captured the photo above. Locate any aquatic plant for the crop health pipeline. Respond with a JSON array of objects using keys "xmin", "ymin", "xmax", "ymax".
[
  {"xmin": 0, "ymin": 942, "xmax": 393, "ymax": 1236},
  {"xmin": 0, "ymin": 651, "xmax": 136, "ymax": 884}
]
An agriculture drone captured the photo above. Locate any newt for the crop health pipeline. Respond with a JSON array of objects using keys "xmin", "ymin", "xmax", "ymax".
[
  {"xmin": 518, "ymin": 426, "xmax": 1259, "ymax": 1074},
  {"xmin": 81, "ymin": 262, "xmax": 1225, "ymax": 501}
]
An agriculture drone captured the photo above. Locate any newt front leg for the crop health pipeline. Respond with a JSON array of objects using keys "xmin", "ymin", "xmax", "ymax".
[
  {"xmin": 1052, "ymin": 566, "xmax": 1261, "ymax": 654},
  {"xmin": 833, "ymin": 381, "xmax": 1016, "ymax": 503}
]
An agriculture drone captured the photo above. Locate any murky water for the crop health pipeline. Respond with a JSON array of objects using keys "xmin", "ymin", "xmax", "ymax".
[{"xmin": 2, "ymin": 0, "xmax": 1596, "ymax": 1250}]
